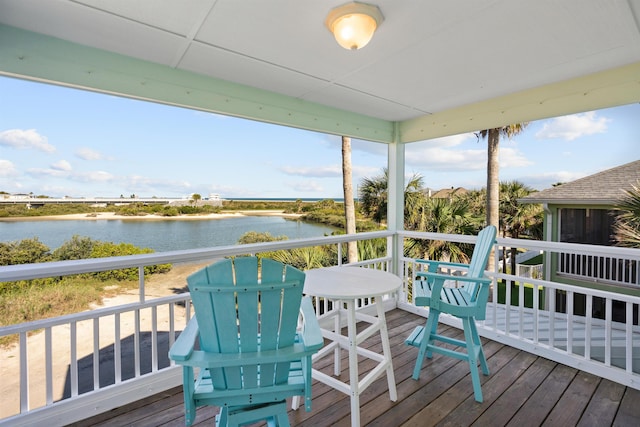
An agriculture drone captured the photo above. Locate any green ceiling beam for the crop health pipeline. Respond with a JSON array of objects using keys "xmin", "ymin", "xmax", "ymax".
[
  {"xmin": 0, "ymin": 24, "xmax": 394, "ymax": 143},
  {"xmin": 399, "ymin": 62, "xmax": 640, "ymax": 143}
]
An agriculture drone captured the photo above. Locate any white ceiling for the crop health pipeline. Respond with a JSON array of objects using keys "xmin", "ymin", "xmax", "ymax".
[{"xmin": 0, "ymin": 0, "xmax": 639, "ymax": 140}]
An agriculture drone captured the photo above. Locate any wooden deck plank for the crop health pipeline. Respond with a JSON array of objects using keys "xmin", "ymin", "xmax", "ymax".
[
  {"xmin": 542, "ymin": 370, "xmax": 601, "ymax": 426},
  {"xmin": 427, "ymin": 347, "xmax": 537, "ymax": 427},
  {"xmin": 613, "ymin": 387, "xmax": 640, "ymax": 427},
  {"xmin": 472, "ymin": 356, "xmax": 557, "ymax": 426},
  {"xmin": 361, "ymin": 330, "xmax": 474, "ymax": 427},
  {"xmin": 68, "ymin": 309, "xmax": 640, "ymax": 427},
  {"xmin": 67, "ymin": 386, "xmax": 184, "ymax": 427},
  {"xmin": 577, "ymin": 379, "xmax": 626, "ymax": 427},
  {"xmin": 505, "ymin": 363, "xmax": 577, "ymax": 427}
]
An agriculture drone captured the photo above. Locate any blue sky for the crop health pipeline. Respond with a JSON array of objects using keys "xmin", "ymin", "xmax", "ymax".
[{"xmin": 1, "ymin": 76, "xmax": 638, "ymax": 199}]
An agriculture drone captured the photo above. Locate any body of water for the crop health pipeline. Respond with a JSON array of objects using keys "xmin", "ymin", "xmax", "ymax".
[{"xmin": 0, "ymin": 216, "xmax": 337, "ymax": 252}]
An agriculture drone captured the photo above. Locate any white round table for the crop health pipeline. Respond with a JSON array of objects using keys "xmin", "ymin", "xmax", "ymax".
[{"xmin": 303, "ymin": 266, "xmax": 401, "ymax": 427}]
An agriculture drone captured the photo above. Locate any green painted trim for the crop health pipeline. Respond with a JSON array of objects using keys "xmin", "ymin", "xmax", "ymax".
[
  {"xmin": 549, "ymin": 273, "xmax": 640, "ymax": 297},
  {"xmin": 0, "ymin": 24, "xmax": 394, "ymax": 143},
  {"xmin": 399, "ymin": 62, "xmax": 640, "ymax": 143}
]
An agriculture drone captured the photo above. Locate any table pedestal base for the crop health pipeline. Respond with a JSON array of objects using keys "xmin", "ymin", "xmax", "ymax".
[{"xmin": 312, "ymin": 299, "xmax": 397, "ymax": 427}]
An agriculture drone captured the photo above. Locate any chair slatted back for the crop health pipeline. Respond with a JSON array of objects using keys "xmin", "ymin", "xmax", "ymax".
[
  {"xmin": 187, "ymin": 257, "xmax": 305, "ymax": 391},
  {"xmin": 451, "ymin": 226, "xmax": 496, "ymax": 306}
]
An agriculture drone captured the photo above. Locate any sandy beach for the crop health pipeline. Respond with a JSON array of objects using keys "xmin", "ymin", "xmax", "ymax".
[{"xmin": 0, "ymin": 261, "xmax": 210, "ymax": 419}]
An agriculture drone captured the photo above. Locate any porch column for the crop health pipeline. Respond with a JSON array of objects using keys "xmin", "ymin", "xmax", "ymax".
[{"xmin": 387, "ymin": 122, "xmax": 405, "ymax": 276}]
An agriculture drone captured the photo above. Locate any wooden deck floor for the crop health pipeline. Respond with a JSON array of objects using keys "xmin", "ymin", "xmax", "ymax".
[{"xmin": 69, "ymin": 309, "xmax": 640, "ymax": 427}]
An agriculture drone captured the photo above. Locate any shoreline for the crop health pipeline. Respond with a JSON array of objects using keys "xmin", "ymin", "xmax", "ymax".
[{"xmin": 0, "ymin": 210, "xmax": 303, "ymax": 222}]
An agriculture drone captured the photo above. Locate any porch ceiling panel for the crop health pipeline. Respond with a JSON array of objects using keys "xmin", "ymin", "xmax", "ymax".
[{"xmin": 0, "ymin": 0, "xmax": 639, "ymax": 143}]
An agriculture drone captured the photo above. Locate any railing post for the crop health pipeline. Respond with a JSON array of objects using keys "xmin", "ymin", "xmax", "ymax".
[{"xmin": 139, "ymin": 266, "xmax": 145, "ymax": 303}]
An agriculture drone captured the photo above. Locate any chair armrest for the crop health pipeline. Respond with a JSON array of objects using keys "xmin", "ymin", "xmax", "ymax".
[
  {"xmin": 176, "ymin": 343, "xmax": 318, "ymax": 368},
  {"xmin": 299, "ymin": 297, "xmax": 324, "ymax": 351},
  {"xmin": 172, "ymin": 298, "xmax": 322, "ymax": 368},
  {"xmin": 415, "ymin": 259, "xmax": 470, "ymax": 275},
  {"xmin": 417, "ymin": 271, "xmax": 492, "ymax": 305},
  {"xmin": 169, "ymin": 317, "xmax": 199, "ymax": 362}
]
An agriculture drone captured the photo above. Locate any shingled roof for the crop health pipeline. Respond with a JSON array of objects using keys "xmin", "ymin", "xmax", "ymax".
[
  {"xmin": 520, "ymin": 160, "xmax": 640, "ymax": 205},
  {"xmin": 427, "ymin": 187, "xmax": 469, "ymax": 199}
]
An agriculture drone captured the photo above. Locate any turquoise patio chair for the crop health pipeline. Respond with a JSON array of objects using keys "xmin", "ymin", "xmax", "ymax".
[
  {"xmin": 169, "ymin": 257, "xmax": 323, "ymax": 427},
  {"xmin": 405, "ymin": 225, "xmax": 497, "ymax": 403}
]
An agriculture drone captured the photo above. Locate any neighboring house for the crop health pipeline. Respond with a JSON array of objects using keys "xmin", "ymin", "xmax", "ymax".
[
  {"xmin": 423, "ymin": 187, "xmax": 468, "ymax": 199},
  {"xmin": 520, "ymin": 160, "xmax": 640, "ymax": 320},
  {"xmin": 521, "ymin": 159, "xmax": 640, "ymax": 247}
]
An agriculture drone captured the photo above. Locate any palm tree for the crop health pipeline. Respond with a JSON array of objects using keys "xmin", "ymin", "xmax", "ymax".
[
  {"xmin": 404, "ymin": 197, "xmax": 479, "ymax": 262},
  {"xmin": 342, "ymin": 136, "xmax": 358, "ymax": 263},
  {"xmin": 359, "ymin": 168, "xmax": 424, "ymax": 225},
  {"xmin": 613, "ymin": 182, "xmax": 640, "ymax": 248},
  {"xmin": 190, "ymin": 193, "xmax": 201, "ymax": 206},
  {"xmin": 457, "ymin": 188, "xmax": 486, "ymax": 219},
  {"xmin": 477, "ymin": 123, "xmax": 529, "ymax": 270},
  {"xmin": 499, "ymin": 180, "xmax": 543, "ymax": 274},
  {"xmin": 359, "ymin": 169, "xmax": 389, "ymax": 224}
]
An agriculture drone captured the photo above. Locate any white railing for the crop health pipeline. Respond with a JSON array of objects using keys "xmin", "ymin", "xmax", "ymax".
[
  {"xmin": 558, "ymin": 252, "xmax": 639, "ymax": 286},
  {"xmin": 2, "ymin": 230, "xmax": 640, "ymax": 426},
  {"xmin": 0, "ymin": 232, "xmax": 392, "ymax": 426},
  {"xmin": 398, "ymin": 232, "xmax": 640, "ymax": 394}
]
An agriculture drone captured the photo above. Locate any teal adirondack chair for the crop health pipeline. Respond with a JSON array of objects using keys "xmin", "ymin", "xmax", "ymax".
[
  {"xmin": 169, "ymin": 257, "xmax": 323, "ymax": 427},
  {"xmin": 405, "ymin": 225, "xmax": 497, "ymax": 403}
]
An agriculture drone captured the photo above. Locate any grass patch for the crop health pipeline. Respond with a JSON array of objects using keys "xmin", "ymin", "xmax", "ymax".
[
  {"xmin": 497, "ymin": 280, "xmax": 545, "ymax": 309},
  {"xmin": 0, "ymin": 276, "xmax": 137, "ymax": 347}
]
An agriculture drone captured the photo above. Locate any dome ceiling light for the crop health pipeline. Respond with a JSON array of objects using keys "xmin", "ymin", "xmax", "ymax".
[{"xmin": 325, "ymin": 2, "xmax": 384, "ymax": 50}]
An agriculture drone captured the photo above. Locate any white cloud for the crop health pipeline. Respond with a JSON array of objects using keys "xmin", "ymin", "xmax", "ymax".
[
  {"xmin": 124, "ymin": 175, "xmax": 193, "ymax": 193},
  {"xmin": 27, "ymin": 167, "xmax": 70, "ymax": 178},
  {"xmin": 51, "ymin": 160, "xmax": 72, "ymax": 171},
  {"xmin": 535, "ymin": 111, "xmax": 610, "ymax": 141},
  {"xmin": 0, "ymin": 129, "xmax": 56, "ymax": 153},
  {"xmin": 519, "ymin": 171, "xmax": 588, "ymax": 190},
  {"xmin": 289, "ymin": 180, "xmax": 324, "ymax": 193},
  {"xmin": 0, "ymin": 159, "xmax": 17, "ymax": 176},
  {"xmin": 406, "ymin": 145, "xmax": 486, "ymax": 171},
  {"xmin": 27, "ymin": 166, "xmax": 113, "ymax": 182},
  {"xmin": 499, "ymin": 147, "xmax": 532, "ymax": 168},
  {"xmin": 279, "ymin": 165, "xmax": 342, "ymax": 177},
  {"xmin": 406, "ymin": 132, "xmax": 533, "ymax": 172},
  {"xmin": 76, "ymin": 147, "xmax": 112, "ymax": 161},
  {"xmin": 76, "ymin": 171, "xmax": 114, "ymax": 182},
  {"xmin": 405, "ymin": 133, "xmax": 486, "ymax": 171}
]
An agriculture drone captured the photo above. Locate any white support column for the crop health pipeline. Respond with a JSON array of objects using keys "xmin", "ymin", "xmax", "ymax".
[{"xmin": 387, "ymin": 122, "xmax": 405, "ymax": 276}]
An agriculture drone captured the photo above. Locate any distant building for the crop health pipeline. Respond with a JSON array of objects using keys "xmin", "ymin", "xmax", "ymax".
[
  {"xmin": 4, "ymin": 193, "xmax": 31, "ymax": 200},
  {"xmin": 520, "ymin": 159, "xmax": 640, "ymax": 246},
  {"xmin": 424, "ymin": 187, "xmax": 468, "ymax": 199}
]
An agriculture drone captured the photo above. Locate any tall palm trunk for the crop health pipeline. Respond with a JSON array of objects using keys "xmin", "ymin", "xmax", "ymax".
[
  {"xmin": 486, "ymin": 128, "xmax": 500, "ymax": 271},
  {"xmin": 342, "ymin": 136, "xmax": 358, "ymax": 263}
]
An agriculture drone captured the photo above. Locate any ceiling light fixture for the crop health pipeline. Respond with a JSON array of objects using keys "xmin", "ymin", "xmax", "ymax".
[{"xmin": 325, "ymin": 2, "xmax": 384, "ymax": 50}]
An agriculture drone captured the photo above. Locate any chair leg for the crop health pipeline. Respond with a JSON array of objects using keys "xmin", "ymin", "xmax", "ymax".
[
  {"xmin": 425, "ymin": 310, "xmax": 439, "ymax": 359},
  {"xmin": 273, "ymin": 410, "xmax": 291, "ymax": 427},
  {"xmin": 463, "ymin": 317, "xmax": 484, "ymax": 403},
  {"xmin": 412, "ymin": 310, "xmax": 440, "ymax": 380},
  {"xmin": 469, "ymin": 318, "xmax": 489, "ymax": 376},
  {"xmin": 182, "ymin": 367, "xmax": 196, "ymax": 427},
  {"xmin": 216, "ymin": 407, "xmax": 229, "ymax": 427}
]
